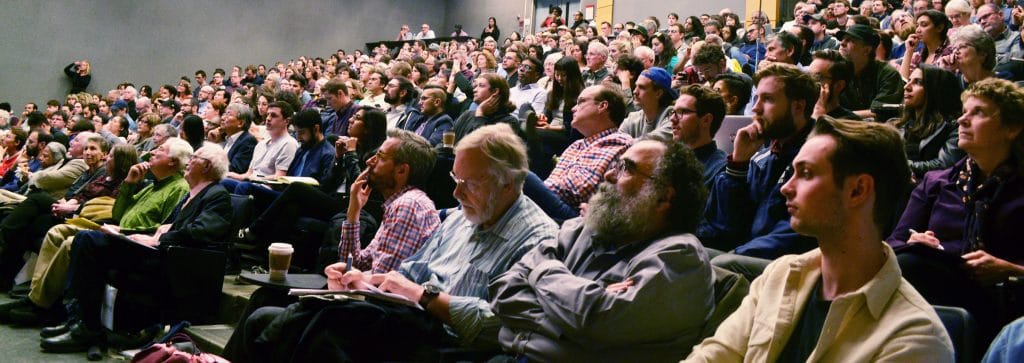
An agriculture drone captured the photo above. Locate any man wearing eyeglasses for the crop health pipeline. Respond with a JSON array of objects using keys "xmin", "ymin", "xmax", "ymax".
[
  {"xmin": 228, "ymin": 124, "xmax": 558, "ymax": 361},
  {"xmin": 498, "ymin": 51, "xmax": 523, "ymax": 87},
  {"xmin": 670, "ymin": 85, "xmax": 728, "ymax": 186},
  {"xmin": 509, "ymin": 56, "xmax": 547, "ymax": 113},
  {"xmin": 491, "ymin": 137, "xmax": 715, "ymax": 361}
]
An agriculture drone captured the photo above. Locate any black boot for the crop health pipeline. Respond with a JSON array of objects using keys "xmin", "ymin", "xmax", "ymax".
[{"xmin": 40, "ymin": 320, "xmax": 104, "ymax": 353}]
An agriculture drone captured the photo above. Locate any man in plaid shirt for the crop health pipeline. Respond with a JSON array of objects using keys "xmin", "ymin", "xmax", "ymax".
[
  {"xmin": 330, "ymin": 129, "xmax": 440, "ymax": 275},
  {"xmin": 524, "ymin": 84, "xmax": 633, "ymax": 221}
]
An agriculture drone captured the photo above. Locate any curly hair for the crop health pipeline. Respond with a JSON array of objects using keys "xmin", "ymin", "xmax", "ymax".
[
  {"xmin": 644, "ymin": 136, "xmax": 708, "ymax": 234},
  {"xmin": 961, "ymin": 78, "xmax": 1024, "ymax": 170}
]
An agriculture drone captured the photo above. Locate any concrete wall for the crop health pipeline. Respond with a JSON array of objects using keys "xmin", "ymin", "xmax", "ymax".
[
  {"xmin": 0, "ymin": 0, "xmax": 446, "ymax": 110},
  {"xmin": 443, "ymin": 0, "xmax": 529, "ymax": 42}
]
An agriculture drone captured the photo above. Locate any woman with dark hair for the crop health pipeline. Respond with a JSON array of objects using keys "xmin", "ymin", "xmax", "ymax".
[
  {"xmin": 0, "ymin": 138, "xmax": 135, "ymax": 292},
  {"xmin": 891, "ymin": 65, "xmax": 965, "ymax": 180},
  {"xmin": 887, "ymin": 78, "xmax": 1024, "ymax": 345},
  {"xmin": 481, "ymin": 16, "xmax": 500, "ymax": 42},
  {"xmin": 139, "ymin": 85, "xmax": 153, "ymax": 99},
  {"xmin": 683, "ymin": 16, "xmax": 706, "ymax": 43},
  {"xmin": 508, "ymin": 31, "xmax": 522, "ymax": 42},
  {"xmin": 535, "ymin": 57, "xmax": 584, "ymax": 158},
  {"xmin": 651, "ymin": 32, "xmax": 679, "ymax": 70},
  {"xmin": 239, "ymin": 106, "xmax": 388, "ymax": 244},
  {"xmin": 179, "ymin": 115, "xmax": 207, "ymax": 152},
  {"xmin": 410, "ymin": 63, "xmax": 430, "ymax": 89},
  {"xmin": 900, "ymin": 10, "xmax": 954, "ymax": 79}
]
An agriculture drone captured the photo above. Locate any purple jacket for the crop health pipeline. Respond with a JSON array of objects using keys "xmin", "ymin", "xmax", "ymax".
[{"xmin": 887, "ymin": 158, "xmax": 1024, "ymax": 263}]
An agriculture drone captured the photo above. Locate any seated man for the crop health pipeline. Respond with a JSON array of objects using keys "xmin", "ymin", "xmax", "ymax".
[
  {"xmin": 670, "ymin": 84, "xmax": 728, "ymax": 186},
  {"xmin": 232, "ymin": 108, "xmax": 334, "ymax": 212},
  {"xmin": 402, "ymin": 86, "xmax": 453, "ymax": 146},
  {"xmin": 685, "ymin": 117, "xmax": 954, "ymax": 362},
  {"xmin": 619, "ymin": 67, "xmax": 677, "ymax": 140},
  {"xmin": 491, "ymin": 137, "xmax": 714, "ymax": 361},
  {"xmin": 220, "ymin": 103, "xmax": 258, "ymax": 174},
  {"xmin": 336, "ymin": 129, "xmax": 439, "ymax": 273},
  {"xmin": 0, "ymin": 138, "xmax": 191, "ymax": 325},
  {"xmin": 523, "ymin": 84, "xmax": 633, "ymax": 221},
  {"xmin": 40, "ymin": 145, "xmax": 232, "ymax": 353},
  {"xmin": 699, "ymin": 64, "xmax": 818, "ymax": 275},
  {"xmin": 227, "ymin": 124, "xmax": 559, "ymax": 362},
  {"xmin": 222, "ymin": 101, "xmax": 298, "ymax": 191}
]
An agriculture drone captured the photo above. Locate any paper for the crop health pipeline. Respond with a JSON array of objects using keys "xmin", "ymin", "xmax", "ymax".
[
  {"xmin": 289, "ymin": 286, "xmax": 421, "ymax": 309},
  {"xmin": 250, "ymin": 176, "xmax": 320, "ymax": 186}
]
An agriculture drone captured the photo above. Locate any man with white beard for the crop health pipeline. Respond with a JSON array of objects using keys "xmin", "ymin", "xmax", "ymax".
[{"xmin": 490, "ymin": 137, "xmax": 716, "ymax": 361}]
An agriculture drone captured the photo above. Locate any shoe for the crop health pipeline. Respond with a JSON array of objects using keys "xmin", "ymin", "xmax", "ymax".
[
  {"xmin": 8, "ymin": 282, "xmax": 29, "ymax": 298},
  {"xmin": 40, "ymin": 321, "xmax": 104, "ymax": 353},
  {"xmin": 0, "ymin": 298, "xmax": 32, "ymax": 323},
  {"xmin": 41, "ymin": 319, "xmax": 75, "ymax": 338},
  {"xmin": 9, "ymin": 302, "xmax": 66, "ymax": 326},
  {"xmin": 238, "ymin": 227, "xmax": 259, "ymax": 243}
]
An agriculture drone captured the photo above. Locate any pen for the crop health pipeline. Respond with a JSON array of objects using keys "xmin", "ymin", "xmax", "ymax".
[
  {"xmin": 909, "ymin": 229, "xmax": 944, "ymax": 250},
  {"xmin": 347, "ymin": 253, "xmax": 353, "ymax": 269}
]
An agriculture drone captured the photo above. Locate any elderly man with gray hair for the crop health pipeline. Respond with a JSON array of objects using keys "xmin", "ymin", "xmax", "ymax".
[
  {"xmin": 228, "ymin": 124, "xmax": 559, "ymax": 362},
  {"xmin": 42, "ymin": 144, "xmax": 234, "ymax": 353}
]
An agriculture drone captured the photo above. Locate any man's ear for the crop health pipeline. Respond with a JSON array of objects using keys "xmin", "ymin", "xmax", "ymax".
[
  {"xmin": 657, "ymin": 186, "xmax": 676, "ymax": 214},
  {"xmin": 847, "ymin": 173, "xmax": 874, "ymax": 208}
]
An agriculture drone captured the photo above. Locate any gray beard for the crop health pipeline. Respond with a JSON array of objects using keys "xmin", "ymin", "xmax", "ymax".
[{"xmin": 584, "ymin": 182, "xmax": 661, "ymax": 243}]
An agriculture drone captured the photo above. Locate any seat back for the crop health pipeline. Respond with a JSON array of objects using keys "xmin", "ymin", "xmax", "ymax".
[
  {"xmin": 163, "ymin": 246, "xmax": 226, "ymax": 324},
  {"xmin": 934, "ymin": 305, "xmax": 977, "ymax": 363},
  {"xmin": 699, "ymin": 266, "xmax": 751, "ymax": 340}
]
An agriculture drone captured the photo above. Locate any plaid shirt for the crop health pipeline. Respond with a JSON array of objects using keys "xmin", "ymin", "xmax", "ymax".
[
  {"xmin": 545, "ymin": 127, "xmax": 633, "ymax": 208},
  {"xmin": 339, "ymin": 186, "xmax": 440, "ymax": 273}
]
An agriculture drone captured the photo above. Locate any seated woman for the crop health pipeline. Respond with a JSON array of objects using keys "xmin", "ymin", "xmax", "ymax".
[
  {"xmin": 886, "ymin": 78, "xmax": 1024, "ymax": 344},
  {"xmin": 0, "ymin": 139, "xmax": 134, "ymax": 320},
  {"xmin": 899, "ymin": 10, "xmax": 954, "ymax": 80},
  {"xmin": 950, "ymin": 25, "xmax": 999, "ymax": 87},
  {"xmin": 890, "ymin": 65, "xmax": 965, "ymax": 180},
  {"xmin": 2, "ymin": 137, "xmax": 59, "ymax": 192},
  {"xmin": 240, "ymin": 107, "xmax": 387, "ymax": 243},
  {"xmin": 39, "ymin": 144, "xmax": 232, "ymax": 353}
]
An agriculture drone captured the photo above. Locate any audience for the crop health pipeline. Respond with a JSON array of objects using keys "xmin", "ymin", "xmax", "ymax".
[
  {"xmin": 492, "ymin": 137, "xmax": 713, "ymax": 361},
  {"xmin": 5, "ymin": 6, "xmax": 1024, "ymax": 360},
  {"xmin": 687, "ymin": 117, "xmax": 954, "ymax": 362},
  {"xmin": 887, "ymin": 78, "xmax": 1024, "ymax": 343}
]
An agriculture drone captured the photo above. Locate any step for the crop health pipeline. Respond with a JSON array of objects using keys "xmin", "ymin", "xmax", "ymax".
[
  {"xmin": 218, "ymin": 275, "xmax": 260, "ymax": 325},
  {"xmin": 183, "ymin": 324, "xmax": 235, "ymax": 355}
]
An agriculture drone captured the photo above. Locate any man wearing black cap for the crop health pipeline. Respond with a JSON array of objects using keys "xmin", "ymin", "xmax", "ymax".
[
  {"xmin": 807, "ymin": 14, "xmax": 839, "ymax": 53},
  {"xmin": 836, "ymin": 24, "xmax": 904, "ymax": 119},
  {"xmin": 158, "ymin": 99, "xmax": 181, "ymax": 127}
]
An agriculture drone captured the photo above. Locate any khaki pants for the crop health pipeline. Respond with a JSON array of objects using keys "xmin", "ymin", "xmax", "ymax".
[{"xmin": 27, "ymin": 223, "xmax": 85, "ymax": 308}]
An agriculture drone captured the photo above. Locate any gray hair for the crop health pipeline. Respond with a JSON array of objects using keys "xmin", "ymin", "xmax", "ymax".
[
  {"xmin": 945, "ymin": 0, "xmax": 972, "ymax": 15},
  {"xmin": 455, "ymin": 123, "xmax": 528, "ymax": 188},
  {"xmin": 163, "ymin": 137, "xmax": 194, "ymax": 172},
  {"xmin": 588, "ymin": 41, "xmax": 609, "ymax": 57},
  {"xmin": 45, "ymin": 142, "xmax": 67, "ymax": 162},
  {"xmin": 153, "ymin": 124, "xmax": 177, "ymax": 138},
  {"xmin": 193, "ymin": 144, "xmax": 229, "ymax": 180},
  {"xmin": 634, "ymin": 46, "xmax": 655, "ymax": 63},
  {"xmin": 226, "ymin": 103, "xmax": 254, "ymax": 128},
  {"xmin": 385, "ymin": 129, "xmax": 436, "ymax": 187},
  {"xmin": 953, "ymin": 24, "xmax": 997, "ymax": 70}
]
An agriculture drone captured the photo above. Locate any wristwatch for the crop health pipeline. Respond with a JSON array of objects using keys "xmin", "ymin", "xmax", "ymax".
[{"xmin": 419, "ymin": 283, "xmax": 442, "ymax": 308}]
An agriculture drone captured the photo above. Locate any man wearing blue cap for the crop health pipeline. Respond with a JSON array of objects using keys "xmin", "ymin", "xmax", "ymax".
[{"xmin": 619, "ymin": 67, "xmax": 676, "ymax": 139}]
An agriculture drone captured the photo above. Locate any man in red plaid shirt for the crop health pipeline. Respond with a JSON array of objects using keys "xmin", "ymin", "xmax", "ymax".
[{"xmin": 524, "ymin": 84, "xmax": 633, "ymax": 221}]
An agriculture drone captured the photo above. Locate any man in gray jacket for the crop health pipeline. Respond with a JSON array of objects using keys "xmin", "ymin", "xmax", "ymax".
[{"xmin": 490, "ymin": 137, "xmax": 715, "ymax": 361}]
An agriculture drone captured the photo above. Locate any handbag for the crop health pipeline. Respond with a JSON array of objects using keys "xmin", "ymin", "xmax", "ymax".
[{"xmin": 131, "ymin": 333, "xmax": 228, "ymax": 363}]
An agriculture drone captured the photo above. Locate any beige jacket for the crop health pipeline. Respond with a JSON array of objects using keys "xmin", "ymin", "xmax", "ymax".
[{"xmin": 684, "ymin": 243, "xmax": 954, "ymax": 363}]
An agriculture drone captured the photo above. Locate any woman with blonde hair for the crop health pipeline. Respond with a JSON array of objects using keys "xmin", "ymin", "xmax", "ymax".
[{"xmin": 63, "ymin": 60, "xmax": 91, "ymax": 94}]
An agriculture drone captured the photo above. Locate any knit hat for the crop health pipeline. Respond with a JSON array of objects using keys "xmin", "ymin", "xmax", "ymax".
[{"xmin": 640, "ymin": 67, "xmax": 678, "ymax": 99}]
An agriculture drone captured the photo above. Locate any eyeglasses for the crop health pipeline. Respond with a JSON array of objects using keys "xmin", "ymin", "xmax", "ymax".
[
  {"xmin": 449, "ymin": 171, "xmax": 486, "ymax": 192},
  {"xmin": 518, "ymin": 64, "xmax": 535, "ymax": 72},
  {"xmin": 608, "ymin": 158, "xmax": 654, "ymax": 179},
  {"xmin": 667, "ymin": 108, "xmax": 697, "ymax": 119}
]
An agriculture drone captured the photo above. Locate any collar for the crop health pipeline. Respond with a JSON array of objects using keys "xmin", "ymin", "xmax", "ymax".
[
  {"xmin": 152, "ymin": 172, "xmax": 183, "ymax": 189},
  {"xmin": 583, "ymin": 127, "xmax": 618, "ymax": 144},
  {"xmin": 692, "ymin": 141, "xmax": 720, "ymax": 159},
  {"xmin": 788, "ymin": 243, "xmax": 901, "ymax": 320},
  {"xmin": 384, "ymin": 185, "xmax": 416, "ymax": 207},
  {"xmin": 471, "ymin": 194, "xmax": 529, "ymax": 242}
]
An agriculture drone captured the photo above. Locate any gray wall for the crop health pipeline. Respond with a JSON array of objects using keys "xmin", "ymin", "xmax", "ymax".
[
  {"xmin": 0, "ymin": 0, "xmax": 446, "ymax": 110},
  {"xmin": 444, "ymin": 0, "xmax": 527, "ymax": 42}
]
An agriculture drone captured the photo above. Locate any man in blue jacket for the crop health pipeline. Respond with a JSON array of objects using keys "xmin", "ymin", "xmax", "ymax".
[{"xmin": 699, "ymin": 63, "xmax": 818, "ymax": 280}]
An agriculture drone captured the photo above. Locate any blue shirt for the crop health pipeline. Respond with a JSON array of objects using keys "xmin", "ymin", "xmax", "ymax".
[
  {"xmin": 286, "ymin": 139, "xmax": 336, "ymax": 184},
  {"xmin": 399, "ymin": 194, "xmax": 559, "ymax": 347}
]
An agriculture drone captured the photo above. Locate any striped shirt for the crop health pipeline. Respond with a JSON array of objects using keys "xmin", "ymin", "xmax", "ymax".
[
  {"xmin": 545, "ymin": 128, "xmax": 633, "ymax": 208},
  {"xmin": 339, "ymin": 186, "xmax": 439, "ymax": 274},
  {"xmin": 399, "ymin": 194, "xmax": 559, "ymax": 347}
]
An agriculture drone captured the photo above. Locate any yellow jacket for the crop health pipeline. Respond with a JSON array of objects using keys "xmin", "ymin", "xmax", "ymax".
[{"xmin": 684, "ymin": 243, "xmax": 954, "ymax": 363}]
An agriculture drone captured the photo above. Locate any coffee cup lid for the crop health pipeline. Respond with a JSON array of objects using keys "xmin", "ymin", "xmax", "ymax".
[{"xmin": 269, "ymin": 242, "xmax": 294, "ymax": 251}]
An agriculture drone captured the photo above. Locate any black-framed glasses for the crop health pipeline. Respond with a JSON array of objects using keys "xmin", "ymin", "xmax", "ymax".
[{"xmin": 608, "ymin": 158, "xmax": 654, "ymax": 179}]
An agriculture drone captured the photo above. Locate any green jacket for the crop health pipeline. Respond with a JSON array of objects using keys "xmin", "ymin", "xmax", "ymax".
[{"xmin": 112, "ymin": 173, "xmax": 188, "ymax": 233}]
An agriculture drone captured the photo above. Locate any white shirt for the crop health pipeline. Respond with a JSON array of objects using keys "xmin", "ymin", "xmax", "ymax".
[
  {"xmin": 248, "ymin": 133, "xmax": 298, "ymax": 176},
  {"xmin": 509, "ymin": 82, "xmax": 548, "ymax": 114}
]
